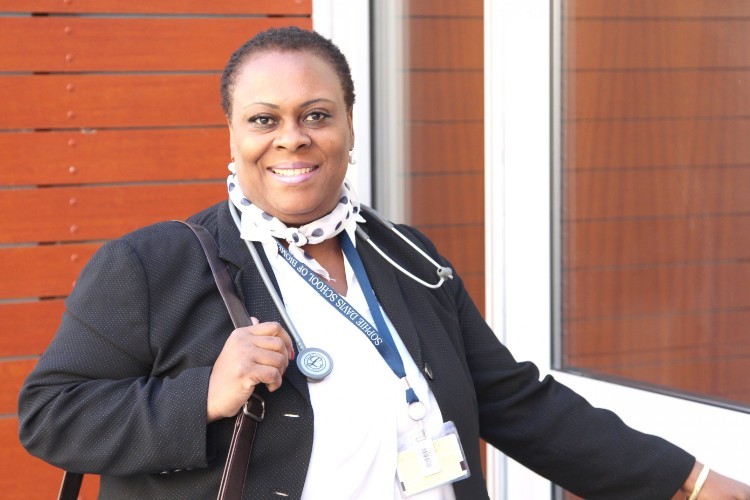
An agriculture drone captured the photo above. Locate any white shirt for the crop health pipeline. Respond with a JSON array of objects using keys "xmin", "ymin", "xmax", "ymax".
[{"xmin": 260, "ymin": 233, "xmax": 456, "ymax": 500}]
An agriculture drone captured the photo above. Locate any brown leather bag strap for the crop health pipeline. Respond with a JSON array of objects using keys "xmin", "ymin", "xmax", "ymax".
[
  {"xmin": 58, "ymin": 471, "xmax": 83, "ymax": 500},
  {"xmin": 180, "ymin": 221, "xmax": 264, "ymax": 500},
  {"xmin": 218, "ymin": 393, "xmax": 265, "ymax": 499},
  {"xmin": 58, "ymin": 221, "xmax": 263, "ymax": 500},
  {"xmin": 182, "ymin": 221, "xmax": 253, "ymax": 329}
]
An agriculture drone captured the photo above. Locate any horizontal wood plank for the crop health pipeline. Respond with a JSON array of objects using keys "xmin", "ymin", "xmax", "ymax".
[
  {"xmin": 0, "ymin": 74, "xmax": 223, "ymax": 129},
  {"xmin": 0, "ymin": 244, "xmax": 99, "ymax": 299},
  {"xmin": 1, "ymin": 128, "xmax": 227, "ymax": 186},
  {"xmin": 565, "ymin": 0, "xmax": 750, "ymax": 18},
  {"xmin": 0, "ymin": 182, "xmax": 225, "ymax": 244},
  {"xmin": 565, "ymin": 262, "xmax": 750, "ymax": 319},
  {"xmin": 0, "ymin": 0, "xmax": 310, "ymax": 14},
  {"xmin": 567, "ymin": 19, "xmax": 750, "ymax": 71},
  {"xmin": 410, "ymin": 173, "xmax": 483, "ymax": 226},
  {"xmin": 0, "ymin": 359, "xmax": 36, "ymax": 415},
  {"xmin": 564, "ymin": 214, "xmax": 750, "ymax": 268},
  {"xmin": 564, "ymin": 310, "xmax": 750, "ymax": 357},
  {"xmin": 408, "ymin": 71, "xmax": 484, "ymax": 122},
  {"xmin": 564, "ymin": 119, "xmax": 750, "ymax": 170},
  {"xmin": 568, "ymin": 350, "xmax": 750, "ymax": 388},
  {"xmin": 408, "ymin": 0, "xmax": 483, "ymax": 17},
  {"xmin": 0, "ymin": 417, "xmax": 100, "ymax": 498},
  {"xmin": 0, "ymin": 300, "xmax": 65, "ymax": 357},
  {"xmin": 565, "ymin": 70, "xmax": 750, "ymax": 121},
  {"xmin": 564, "ymin": 166, "xmax": 750, "ymax": 220},
  {"xmin": 408, "ymin": 18, "xmax": 483, "ymax": 70},
  {"xmin": 565, "ymin": 356, "xmax": 750, "ymax": 404},
  {"xmin": 0, "ymin": 17, "xmax": 311, "ymax": 72},
  {"xmin": 407, "ymin": 122, "xmax": 483, "ymax": 174}
]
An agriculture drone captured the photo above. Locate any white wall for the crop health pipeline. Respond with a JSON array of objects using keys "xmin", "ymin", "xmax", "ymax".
[{"xmin": 313, "ymin": 0, "xmax": 372, "ymax": 206}]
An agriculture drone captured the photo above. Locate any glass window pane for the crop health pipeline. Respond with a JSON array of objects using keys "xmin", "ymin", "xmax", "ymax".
[
  {"xmin": 556, "ymin": 0, "xmax": 750, "ymax": 410},
  {"xmin": 372, "ymin": 0, "xmax": 486, "ymax": 311}
]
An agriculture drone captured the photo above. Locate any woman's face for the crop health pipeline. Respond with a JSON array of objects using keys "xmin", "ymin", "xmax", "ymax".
[{"xmin": 227, "ymin": 50, "xmax": 354, "ymax": 226}]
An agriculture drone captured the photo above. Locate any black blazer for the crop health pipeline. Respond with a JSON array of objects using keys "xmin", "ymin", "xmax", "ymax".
[{"xmin": 19, "ymin": 201, "xmax": 694, "ymax": 499}]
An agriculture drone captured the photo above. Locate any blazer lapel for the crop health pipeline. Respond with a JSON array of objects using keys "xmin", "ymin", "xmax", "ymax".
[{"xmin": 357, "ymin": 235, "xmax": 425, "ymax": 371}]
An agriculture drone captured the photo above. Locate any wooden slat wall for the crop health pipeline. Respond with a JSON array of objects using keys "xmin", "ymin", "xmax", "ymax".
[
  {"xmin": 561, "ymin": 1, "xmax": 750, "ymax": 408},
  {"xmin": 0, "ymin": 3, "xmax": 311, "ymax": 497},
  {"xmin": 405, "ymin": 0, "xmax": 485, "ymax": 311},
  {"xmin": 0, "ymin": 18, "xmax": 300, "ymax": 72},
  {"xmin": 0, "ymin": 0, "xmax": 310, "ymax": 14}
]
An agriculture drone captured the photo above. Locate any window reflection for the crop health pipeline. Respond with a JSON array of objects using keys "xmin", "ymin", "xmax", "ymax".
[{"xmin": 557, "ymin": 0, "xmax": 750, "ymax": 410}]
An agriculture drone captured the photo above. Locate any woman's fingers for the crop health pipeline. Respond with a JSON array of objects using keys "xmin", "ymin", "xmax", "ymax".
[
  {"xmin": 246, "ymin": 318, "xmax": 295, "ymax": 360},
  {"xmin": 206, "ymin": 320, "xmax": 296, "ymax": 422}
]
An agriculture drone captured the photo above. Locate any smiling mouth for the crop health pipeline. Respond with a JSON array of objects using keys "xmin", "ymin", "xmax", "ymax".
[{"xmin": 271, "ymin": 166, "xmax": 317, "ymax": 176}]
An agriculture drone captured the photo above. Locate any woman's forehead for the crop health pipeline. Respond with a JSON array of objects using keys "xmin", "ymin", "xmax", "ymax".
[
  {"xmin": 233, "ymin": 51, "xmax": 346, "ymax": 106},
  {"xmin": 237, "ymin": 50, "xmax": 338, "ymax": 85}
]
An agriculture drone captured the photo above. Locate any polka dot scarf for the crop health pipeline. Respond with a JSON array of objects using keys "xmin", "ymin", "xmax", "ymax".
[{"xmin": 227, "ymin": 162, "xmax": 365, "ymax": 280}]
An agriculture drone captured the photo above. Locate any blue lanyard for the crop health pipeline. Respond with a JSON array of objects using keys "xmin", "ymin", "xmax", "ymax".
[{"xmin": 274, "ymin": 236, "xmax": 419, "ymax": 405}]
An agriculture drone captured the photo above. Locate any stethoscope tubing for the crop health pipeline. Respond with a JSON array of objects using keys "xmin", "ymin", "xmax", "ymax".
[
  {"xmin": 354, "ymin": 218, "xmax": 452, "ymax": 289},
  {"xmin": 229, "ymin": 202, "xmax": 309, "ymax": 351}
]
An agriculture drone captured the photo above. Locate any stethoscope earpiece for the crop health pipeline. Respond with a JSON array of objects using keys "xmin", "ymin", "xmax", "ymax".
[{"xmin": 437, "ymin": 267, "xmax": 454, "ymax": 280}]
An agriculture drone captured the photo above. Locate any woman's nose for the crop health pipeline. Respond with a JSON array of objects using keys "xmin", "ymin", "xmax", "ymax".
[{"xmin": 273, "ymin": 121, "xmax": 311, "ymax": 151}]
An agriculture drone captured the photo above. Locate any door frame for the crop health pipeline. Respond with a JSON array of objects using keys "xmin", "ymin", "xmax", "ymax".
[{"xmin": 484, "ymin": 0, "xmax": 750, "ymax": 498}]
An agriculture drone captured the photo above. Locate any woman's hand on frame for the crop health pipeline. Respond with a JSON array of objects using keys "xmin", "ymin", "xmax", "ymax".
[{"xmin": 679, "ymin": 462, "xmax": 750, "ymax": 500}]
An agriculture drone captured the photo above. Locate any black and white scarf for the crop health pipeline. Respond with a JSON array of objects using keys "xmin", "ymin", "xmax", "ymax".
[{"xmin": 227, "ymin": 162, "xmax": 365, "ymax": 280}]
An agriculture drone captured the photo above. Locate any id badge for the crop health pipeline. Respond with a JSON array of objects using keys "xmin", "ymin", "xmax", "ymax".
[{"xmin": 396, "ymin": 421, "xmax": 470, "ymax": 497}]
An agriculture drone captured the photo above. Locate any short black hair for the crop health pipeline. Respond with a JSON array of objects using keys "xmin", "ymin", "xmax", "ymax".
[{"xmin": 220, "ymin": 26, "xmax": 355, "ymax": 118}]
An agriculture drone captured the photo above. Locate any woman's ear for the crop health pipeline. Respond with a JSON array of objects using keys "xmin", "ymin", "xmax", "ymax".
[
  {"xmin": 347, "ymin": 109, "xmax": 355, "ymax": 150},
  {"xmin": 227, "ymin": 117, "xmax": 237, "ymax": 160}
]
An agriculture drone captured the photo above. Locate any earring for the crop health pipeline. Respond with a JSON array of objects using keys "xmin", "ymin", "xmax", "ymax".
[{"xmin": 348, "ymin": 150, "xmax": 356, "ymax": 165}]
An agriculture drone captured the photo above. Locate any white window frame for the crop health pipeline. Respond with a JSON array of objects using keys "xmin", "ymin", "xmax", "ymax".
[
  {"xmin": 484, "ymin": 0, "xmax": 554, "ymax": 496},
  {"xmin": 485, "ymin": 1, "xmax": 750, "ymax": 499}
]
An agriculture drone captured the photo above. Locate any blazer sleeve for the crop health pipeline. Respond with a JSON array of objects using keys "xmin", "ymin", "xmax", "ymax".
[
  {"xmin": 18, "ymin": 236, "xmax": 213, "ymax": 476},
  {"xmin": 404, "ymin": 226, "xmax": 695, "ymax": 500}
]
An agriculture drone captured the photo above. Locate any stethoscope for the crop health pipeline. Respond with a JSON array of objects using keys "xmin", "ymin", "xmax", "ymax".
[
  {"xmin": 351, "ymin": 205, "xmax": 454, "ymax": 289},
  {"xmin": 227, "ymin": 200, "xmax": 453, "ymax": 381}
]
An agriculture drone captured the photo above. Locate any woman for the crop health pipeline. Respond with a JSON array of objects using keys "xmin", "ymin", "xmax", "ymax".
[{"xmin": 18, "ymin": 26, "xmax": 750, "ymax": 499}]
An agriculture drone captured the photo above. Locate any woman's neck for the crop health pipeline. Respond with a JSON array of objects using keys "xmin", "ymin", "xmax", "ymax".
[{"xmin": 302, "ymin": 237, "xmax": 348, "ymax": 296}]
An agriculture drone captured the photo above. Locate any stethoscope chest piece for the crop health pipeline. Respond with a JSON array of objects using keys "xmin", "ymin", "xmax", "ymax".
[{"xmin": 297, "ymin": 347, "xmax": 333, "ymax": 381}]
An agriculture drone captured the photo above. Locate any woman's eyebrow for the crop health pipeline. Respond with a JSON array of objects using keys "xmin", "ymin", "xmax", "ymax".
[
  {"xmin": 244, "ymin": 99, "xmax": 334, "ymax": 110},
  {"xmin": 246, "ymin": 101, "xmax": 280, "ymax": 109},
  {"xmin": 299, "ymin": 98, "xmax": 335, "ymax": 108}
]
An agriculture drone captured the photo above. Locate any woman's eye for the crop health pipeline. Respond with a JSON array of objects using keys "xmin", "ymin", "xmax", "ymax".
[
  {"xmin": 304, "ymin": 111, "xmax": 331, "ymax": 123},
  {"xmin": 250, "ymin": 115, "xmax": 275, "ymax": 127}
]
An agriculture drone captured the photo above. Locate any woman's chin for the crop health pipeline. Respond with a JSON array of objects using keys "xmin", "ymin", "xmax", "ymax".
[
  {"xmin": 267, "ymin": 198, "xmax": 341, "ymax": 226},
  {"xmin": 271, "ymin": 207, "xmax": 324, "ymax": 226}
]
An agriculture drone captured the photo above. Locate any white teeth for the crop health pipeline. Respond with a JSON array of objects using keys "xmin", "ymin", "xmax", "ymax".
[{"xmin": 272, "ymin": 167, "xmax": 314, "ymax": 176}]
